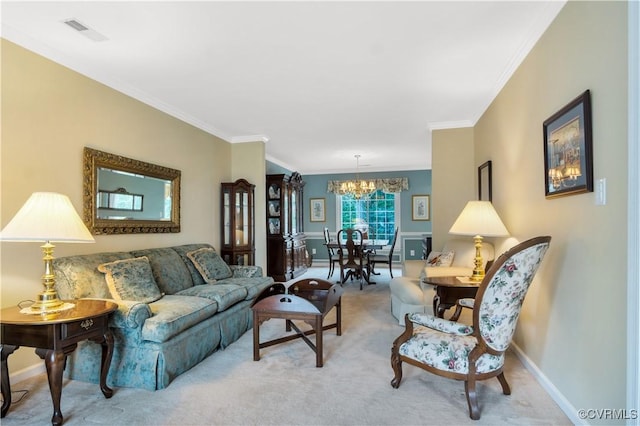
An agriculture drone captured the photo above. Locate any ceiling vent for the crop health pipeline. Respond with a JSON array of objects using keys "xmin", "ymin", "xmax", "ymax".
[{"xmin": 62, "ymin": 18, "xmax": 108, "ymax": 42}]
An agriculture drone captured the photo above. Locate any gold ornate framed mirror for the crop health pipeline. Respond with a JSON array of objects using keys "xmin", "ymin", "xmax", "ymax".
[{"xmin": 83, "ymin": 147, "xmax": 181, "ymax": 234}]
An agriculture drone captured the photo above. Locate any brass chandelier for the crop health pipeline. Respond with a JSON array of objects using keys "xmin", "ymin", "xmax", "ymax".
[{"xmin": 338, "ymin": 155, "xmax": 376, "ymax": 199}]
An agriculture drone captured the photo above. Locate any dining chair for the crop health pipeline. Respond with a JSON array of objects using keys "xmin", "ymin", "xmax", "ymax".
[
  {"xmin": 336, "ymin": 228, "xmax": 370, "ymax": 290},
  {"xmin": 390, "ymin": 236, "xmax": 551, "ymax": 420},
  {"xmin": 323, "ymin": 227, "xmax": 340, "ymax": 279},
  {"xmin": 369, "ymin": 226, "xmax": 399, "ymax": 278}
]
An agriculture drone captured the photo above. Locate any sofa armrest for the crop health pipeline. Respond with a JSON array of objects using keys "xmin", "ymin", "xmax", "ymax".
[
  {"xmin": 402, "ymin": 260, "xmax": 426, "ymax": 279},
  {"xmin": 109, "ymin": 300, "xmax": 152, "ymax": 329},
  {"xmin": 230, "ymin": 265, "xmax": 263, "ymax": 278}
]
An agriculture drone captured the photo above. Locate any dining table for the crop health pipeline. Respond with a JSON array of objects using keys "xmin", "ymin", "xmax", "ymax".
[
  {"xmin": 324, "ymin": 239, "xmax": 389, "ymax": 285},
  {"xmin": 325, "ymin": 239, "xmax": 388, "ymax": 250}
]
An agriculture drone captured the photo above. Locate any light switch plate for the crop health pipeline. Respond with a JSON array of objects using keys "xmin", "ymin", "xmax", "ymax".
[{"xmin": 596, "ymin": 178, "xmax": 607, "ymax": 205}]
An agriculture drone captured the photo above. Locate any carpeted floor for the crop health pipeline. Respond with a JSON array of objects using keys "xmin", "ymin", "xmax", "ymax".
[{"xmin": 2, "ymin": 266, "xmax": 570, "ymax": 425}]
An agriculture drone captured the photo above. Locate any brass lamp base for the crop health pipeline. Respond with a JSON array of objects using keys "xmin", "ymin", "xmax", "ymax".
[
  {"xmin": 29, "ymin": 288, "xmax": 65, "ymax": 312},
  {"xmin": 469, "ymin": 235, "xmax": 485, "ymax": 282},
  {"xmin": 21, "ymin": 241, "xmax": 68, "ymax": 314}
]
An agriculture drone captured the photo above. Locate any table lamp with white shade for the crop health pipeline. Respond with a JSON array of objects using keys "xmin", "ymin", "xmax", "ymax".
[
  {"xmin": 449, "ymin": 200, "xmax": 509, "ymax": 282},
  {"xmin": 0, "ymin": 192, "xmax": 95, "ymax": 313}
]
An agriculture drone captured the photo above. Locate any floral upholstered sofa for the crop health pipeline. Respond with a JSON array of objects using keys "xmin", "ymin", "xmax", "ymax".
[{"xmin": 53, "ymin": 243, "xmax": 274, "ymax": 390}]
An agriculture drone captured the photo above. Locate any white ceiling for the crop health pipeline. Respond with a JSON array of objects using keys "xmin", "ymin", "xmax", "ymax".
[{"xmin": 1, "ymin": 1, "xmax": 565, "ymax": 175}]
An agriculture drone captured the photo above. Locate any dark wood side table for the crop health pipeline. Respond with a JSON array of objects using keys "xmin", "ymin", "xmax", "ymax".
[
  {"xmin": 421, "ymin": 276, "xmax": 480, "ymax": 319},
  {"xmin": 0, "ymin": 299, "xmax": 117, "ymax": 426}
]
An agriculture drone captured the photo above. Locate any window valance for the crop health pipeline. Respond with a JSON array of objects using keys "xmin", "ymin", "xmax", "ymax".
[{"xmin": 327, "ymin": 177, "xmax": 409, "ymax": 194}]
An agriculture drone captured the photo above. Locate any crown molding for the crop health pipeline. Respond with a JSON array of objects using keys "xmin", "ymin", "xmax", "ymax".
[
  {"xmin": 230, "ymin": 135, "xmax": 270, "ymax": 143},
  {"xmin": 427, "ymin": 120, "xmax": 474, "ymax": 132},
  {"xmin": 1, "ymin": 24, "xmax": 235, "ymax": 142},
  {"xmin": 265, "ymin": 154, "xmax": 299, "ymax": 173},
  {"xmin": 470, "ymin": 0, "xmax": 567, "ymax": 124}
]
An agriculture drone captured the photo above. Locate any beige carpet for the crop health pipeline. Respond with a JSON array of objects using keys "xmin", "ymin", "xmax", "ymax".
[{"xmin": 2, "ymin": 267, "xmax": 570, "ymax": 425}]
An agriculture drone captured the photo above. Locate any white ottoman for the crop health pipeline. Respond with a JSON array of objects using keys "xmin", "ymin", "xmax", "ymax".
[{"xmin": 389, "ymin": 277, "xmax": 434, "ymax": 325}]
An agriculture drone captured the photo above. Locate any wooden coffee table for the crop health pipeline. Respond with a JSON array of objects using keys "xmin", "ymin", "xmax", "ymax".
[
  {"xmin": 421, "ymin": 276, "xmax": 480, "ymax": 319},
  {"xmin": 251, "ymin": 279, "xmax": 343, "ymax": 367},
  {"xmin": 0, "ymin": 299, "xmax": 117, "ymax": 425}
]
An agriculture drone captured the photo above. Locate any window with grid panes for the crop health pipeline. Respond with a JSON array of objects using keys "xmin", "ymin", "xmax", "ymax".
[{"xmin": 338, "ymin": 190, "xmax": 398, "ymax": 241}]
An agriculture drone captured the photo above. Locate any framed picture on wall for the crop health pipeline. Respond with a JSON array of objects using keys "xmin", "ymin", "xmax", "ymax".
[
  {"xmin": 543, "ymin": 90, "xmax": 593, "ymax": 198},
  {"xmin": 478, "ymin": 160, "xmax": 492, "ymax": 201},
  {"xmin": 310, "ymin": 198, "xmax": 325, "ymax": 222},
  {"xmin": 412, "ymin": 195, "xmax": 430, "ymax": 221}
]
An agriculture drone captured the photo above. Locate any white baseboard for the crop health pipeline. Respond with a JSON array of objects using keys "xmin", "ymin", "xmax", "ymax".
[
  {"xmin": 511, "ymin": 342, "xmax": 583, "ymax": 425},
  {"xmin": 9, "ymin": 362, "xmax": 46, "ymax": 385}
]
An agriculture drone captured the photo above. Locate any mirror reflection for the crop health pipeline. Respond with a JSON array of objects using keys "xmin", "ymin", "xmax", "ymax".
[
  {"xmin": 97, "ymin": 186, "xmax": 144, "ymax": 214},
  {"xmin": 83, "ymin": 147, "xmax": 181, "ymax": 234},
  {"xmin": 97, "ymin": 169, "xmax": 170, "ymax": 219}
]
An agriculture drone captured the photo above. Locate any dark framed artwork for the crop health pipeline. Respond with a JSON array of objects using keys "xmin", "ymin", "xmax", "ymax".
[
  {"xmin": 543, "ymin": 90, "xmax": 593, "ymax": 198},
  {"xmin": 478, "ymin": 160, "xmax": 492, "ymax": 201}
]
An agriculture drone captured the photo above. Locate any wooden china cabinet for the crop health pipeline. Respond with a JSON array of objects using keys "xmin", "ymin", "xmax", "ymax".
[
  {"xmin": 221, "ymin": 179, "xmax": 255, "ymax": 265},
  {"xmin": 266, "ymin": 172, "xmax": 307, "ymax": 281}
]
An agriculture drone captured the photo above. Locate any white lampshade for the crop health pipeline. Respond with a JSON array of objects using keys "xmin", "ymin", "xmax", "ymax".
[
  {"xmin": 1, "ymin": 192, "xmax": 95, "ymax": 243},
  {"xmin": 449, "ymin": 201, "xmax": 509, "ymax": 237}
]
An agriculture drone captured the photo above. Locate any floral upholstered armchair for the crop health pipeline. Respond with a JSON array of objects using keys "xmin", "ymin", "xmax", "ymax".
[{"xmin": 390, "ymin": 236, "xmax": 551, "ymax": 420}]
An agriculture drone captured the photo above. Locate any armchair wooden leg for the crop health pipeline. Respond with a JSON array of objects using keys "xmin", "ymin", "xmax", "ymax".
[
  {"xmin": 496, "ymin": 372, "xmax": 511, "ymax": 395},
  {"xmin": 465, "ymin": 378, "xmax": 481, "ymax": 420},
  {"xmin": 390, "ymin": 346, "xmax": 403, "ymax": 388},
  {"xmin": 390, "ymin": 315, "xmax": 413, "ymax": 389}
]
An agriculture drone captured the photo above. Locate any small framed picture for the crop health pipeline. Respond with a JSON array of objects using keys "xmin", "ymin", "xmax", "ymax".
[
  {"xmin": 412, "ymin": 195, "xmax": 430, "ymax": 221},
  {"xmin": 543, "ymin": 90, "xmax": 593, "ymax": 198},
  {"xmin": 478, "ymin": 160, "xmax": 492, "ymax": 201},
  {"xmin": 310, "ymin": 198, "xmax": 325, "ymax": 222}
]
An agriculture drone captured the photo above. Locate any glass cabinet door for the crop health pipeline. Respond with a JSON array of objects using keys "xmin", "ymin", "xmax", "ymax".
[
  {"xmin": 290, "ymin": 188, "xmax": 297, "ymax": 235},
  {"xmin": 283, "ymin": 186, "xmax": 289, "ymax": 235},
  {"xmin": 235, "ymin": 191, "xmax": 250, "ymax": 246},
  {"xmin": 221, "ymin": 179, "xmax": 254, "ymax": 265},
  {"xmin": 223, "ymin": 192, "xmax": 231, "ymax": 246}
]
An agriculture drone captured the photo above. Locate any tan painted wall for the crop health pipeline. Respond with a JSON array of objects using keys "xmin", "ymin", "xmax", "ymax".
[
  {"xmin": 431, "ymin": 127, "xmax": 474, "ymax": 249},
  {"xmin": 231, "ymin": 141, "xmax": 267, "ymax": 267},
  {"xmin": 0, "ymin": 40, "xmax": 262, "ymax": 372},
  {"xmin": 473, "ymin": 1, "xmax": 628, "ymax": 416}
]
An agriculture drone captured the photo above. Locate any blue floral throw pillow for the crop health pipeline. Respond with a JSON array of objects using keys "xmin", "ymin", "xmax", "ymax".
[
  {"xmin": 187, "ymin": 247, "xmax": 232, "ymax": 283},
  {"xmin": 98, "ymin": 256, "xmax": 163, "ymax": 303}
]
